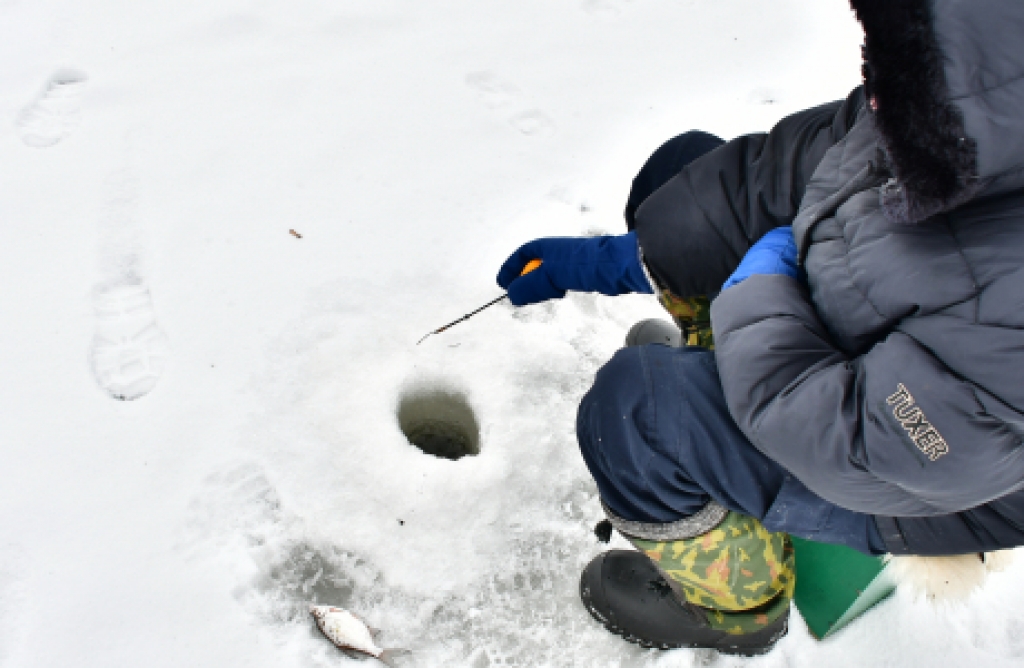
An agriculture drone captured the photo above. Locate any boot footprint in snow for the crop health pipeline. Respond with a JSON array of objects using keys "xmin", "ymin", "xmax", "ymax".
[
  {"xmin": 90, "ymin": 283, "xmax": 170, "ymax": 400},
  {"xmin": 17, "ymin": 69, "xmax": 88, "ymax": 148}
]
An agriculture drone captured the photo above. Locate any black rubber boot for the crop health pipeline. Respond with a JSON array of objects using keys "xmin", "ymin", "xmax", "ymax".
[{"xmin": 579, "ymin": 550, "xmax": 788, "ymax": 656}]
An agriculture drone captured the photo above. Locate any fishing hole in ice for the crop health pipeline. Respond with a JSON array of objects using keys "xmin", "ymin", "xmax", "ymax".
[{"xmin": 396, "ymin": 384, "xmax": 480, "ymax": 460}]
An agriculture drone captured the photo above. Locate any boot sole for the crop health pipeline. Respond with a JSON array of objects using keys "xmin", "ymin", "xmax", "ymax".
[{"xmin": 579, "ymin": 573, "xmax": 786, "ymax": 657}]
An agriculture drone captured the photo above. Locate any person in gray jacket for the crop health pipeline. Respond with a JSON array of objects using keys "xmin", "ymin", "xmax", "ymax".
[{"xmin": 497, "ymin": 0, "xmax": 1024, "ymax": 655}]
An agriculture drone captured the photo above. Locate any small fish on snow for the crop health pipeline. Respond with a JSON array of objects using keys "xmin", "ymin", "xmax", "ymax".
[{"xmin": 310, "ymin": 605, "xmax": 408, "ymax": 666}]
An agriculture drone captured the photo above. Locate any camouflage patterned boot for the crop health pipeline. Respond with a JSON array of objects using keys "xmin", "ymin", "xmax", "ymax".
[
  {"xmin": 656, "ymin": 292, "xmax": 715, "ymax": 349},
  {"xmin": 620, "ymin": 297, "xmax": 714, "ymax": 350},
  {"xmin": 580, "ymin": 506, "xmax": 793, "ymax": 655}
]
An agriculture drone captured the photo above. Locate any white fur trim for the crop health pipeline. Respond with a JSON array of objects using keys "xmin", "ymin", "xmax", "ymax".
[
  {"xmin": 886, "ymin": 553, "xmax": 986, "ymax": 603},
  {"xmin": 984, "ymin": 549, "xmax": 1015, "ymax": 573},
  {"xmin": 885, "ymin": 550, "xmax": 1017, "ymax": 603}
]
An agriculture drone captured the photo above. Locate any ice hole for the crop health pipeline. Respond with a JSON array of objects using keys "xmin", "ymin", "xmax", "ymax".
[{"xmin": 397, "ymin": 386, "xmax": 480, "ymax": 460}]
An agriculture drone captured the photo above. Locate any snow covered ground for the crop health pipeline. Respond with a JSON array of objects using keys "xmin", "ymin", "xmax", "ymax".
[{"xmin": 3, "ymin": 1, "xmax": 1024, "ymax": 666}]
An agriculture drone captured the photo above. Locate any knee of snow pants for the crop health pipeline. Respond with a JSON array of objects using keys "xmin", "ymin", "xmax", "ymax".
[
  {"xmin": 576, "ymin": 345, "xmax": 785, "ymax": 524},
  {"xmin": 576, "ymin": 344, "xmax": 887, "ymax": 555}
]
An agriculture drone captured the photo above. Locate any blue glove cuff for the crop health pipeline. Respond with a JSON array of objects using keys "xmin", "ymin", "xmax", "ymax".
[
  {"xmin": 722, "ymin": 227, "xmax": 804, "ymax": 291},
  {"xmin": 597, "ymin": 231, "xmax": 655, "ymax": 296}
]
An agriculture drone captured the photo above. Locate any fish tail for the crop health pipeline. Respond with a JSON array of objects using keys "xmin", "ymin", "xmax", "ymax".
[{"xmin": 377, "ymin": 649, "xmax": 411, "ymax": 667}]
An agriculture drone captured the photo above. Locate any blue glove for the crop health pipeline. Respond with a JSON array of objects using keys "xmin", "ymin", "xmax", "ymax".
[
  {"xmin": 497, "ymin": 231, "xmax": 654, "ymax": 306},
  {"xmin": 721, "ymin": 226, "xmax": 805, "ymax": 291}
]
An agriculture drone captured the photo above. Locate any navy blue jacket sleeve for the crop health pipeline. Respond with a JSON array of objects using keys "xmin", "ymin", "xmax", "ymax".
[{"xmin": 633, "ymin": 88, "xmax": 866, "ymax": 298}]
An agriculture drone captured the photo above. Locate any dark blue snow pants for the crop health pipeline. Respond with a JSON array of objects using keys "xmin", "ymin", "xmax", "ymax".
[{"xmin": 577, "ymin": 132, "xmax": 886, "ymax": 555}]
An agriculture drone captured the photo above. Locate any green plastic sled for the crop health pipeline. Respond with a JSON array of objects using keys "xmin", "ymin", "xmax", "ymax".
[{"xmin": 791, "ymin": 537, "xmax": 897, "ymax": 639}]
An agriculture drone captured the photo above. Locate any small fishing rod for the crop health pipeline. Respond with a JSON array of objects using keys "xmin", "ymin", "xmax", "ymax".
[{"xmin": 416, "ymin": 259, "xmax": 542, "ymax": 345}]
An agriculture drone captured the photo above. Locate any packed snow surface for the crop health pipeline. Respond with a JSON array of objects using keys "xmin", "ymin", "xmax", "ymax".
[{"xmin": 3, "ymin": 1, "xmax": 1024, "ymax": 666}]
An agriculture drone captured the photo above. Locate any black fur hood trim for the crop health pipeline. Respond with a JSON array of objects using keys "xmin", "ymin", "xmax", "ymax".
[{"xmin": 850, "ymin": 0, "xmax": 980, "ymax": 222}]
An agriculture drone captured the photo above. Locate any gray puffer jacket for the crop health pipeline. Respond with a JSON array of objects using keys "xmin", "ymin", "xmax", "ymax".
[{"xmin": 635, "ymin": 0, "xmax": 1024, "ymax": 555}]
